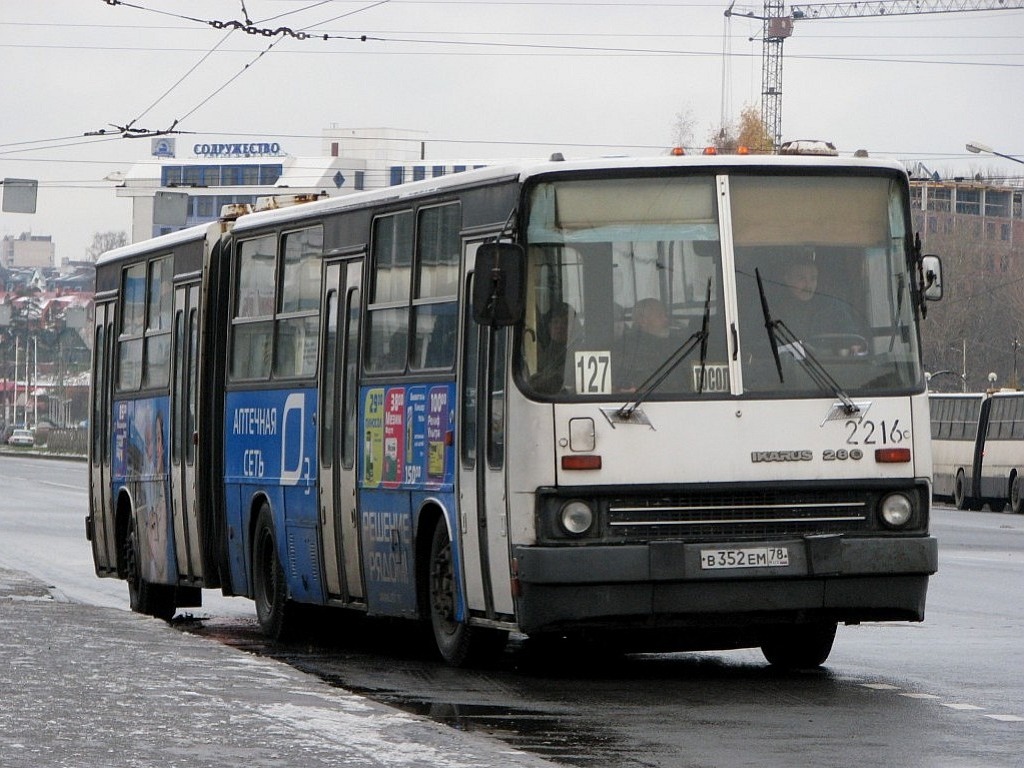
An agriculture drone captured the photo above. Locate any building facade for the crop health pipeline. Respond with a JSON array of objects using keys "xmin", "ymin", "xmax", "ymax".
[
  {"xmin": 910, "ymin": 178, "xmax": 1024, "ymax": 247},
  {"xmin": 2, "ymin": 233, "xmax": 55, "ymax": 269},
  {"xmin": 116, "ymin": 128, "xmax": 494, "ymax": 243}
]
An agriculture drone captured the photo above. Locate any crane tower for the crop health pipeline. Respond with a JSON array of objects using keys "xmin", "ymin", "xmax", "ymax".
[{"xmin": 726, "ymin": 0, "xmax": 1024, "ymax": 153}]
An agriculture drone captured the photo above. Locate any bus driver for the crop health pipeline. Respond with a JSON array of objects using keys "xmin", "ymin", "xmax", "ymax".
[{"xmin": 779, "ymin": 254, "xmax": 866, "ymax": 357}]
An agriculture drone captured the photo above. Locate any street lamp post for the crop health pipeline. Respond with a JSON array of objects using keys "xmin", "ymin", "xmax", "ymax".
[{"xmin": 966, "ymin": 141, "xmax": 1024, "ymax": 166}]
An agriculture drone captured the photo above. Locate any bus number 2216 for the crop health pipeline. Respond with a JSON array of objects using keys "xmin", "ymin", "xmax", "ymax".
[{"xmin": 845, "ymin": 419, "xmax": 910, "ymax": 445}]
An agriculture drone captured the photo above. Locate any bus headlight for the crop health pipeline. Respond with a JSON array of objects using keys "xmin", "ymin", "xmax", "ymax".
[
  {"xmin": 559, "ymin": 501, "xmax": 594, "ymax": 536},
  {"xmin": 879, "ymin": 493, "xmax": 913, "ymax": 528}
]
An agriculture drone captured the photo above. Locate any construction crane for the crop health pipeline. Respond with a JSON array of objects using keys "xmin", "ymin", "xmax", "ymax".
[{"xmin": 726, "ymin": 0, "xmax": 1024, "ymax": 152}]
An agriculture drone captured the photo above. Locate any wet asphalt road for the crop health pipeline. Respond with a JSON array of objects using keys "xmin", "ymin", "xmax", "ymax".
[{"xmin": 2, "ymin": 454, "xmax": 1023, "ymax": 767}]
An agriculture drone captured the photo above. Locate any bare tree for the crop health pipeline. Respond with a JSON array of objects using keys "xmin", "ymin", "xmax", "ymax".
[
  {"xmin": 86, "ymin": 231, "xmax": 127, "ymax": 262},
  {"xmin": 670, "ymin": 105, "xmax": 696, "ymax": 152}
]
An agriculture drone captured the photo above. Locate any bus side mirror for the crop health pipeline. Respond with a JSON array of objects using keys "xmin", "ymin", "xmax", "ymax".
[
  {"xmin": 922, "ymin": 255, "xmax": 942, "ymax": 301},
  {"xmin": 472, "ymin": 243, "xmax": 525, "ymax": 327}
]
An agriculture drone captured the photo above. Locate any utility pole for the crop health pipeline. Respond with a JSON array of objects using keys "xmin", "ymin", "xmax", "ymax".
[{"xmin": 1013, "ymin": 337, "xmax": 1020, "ymax": 389}]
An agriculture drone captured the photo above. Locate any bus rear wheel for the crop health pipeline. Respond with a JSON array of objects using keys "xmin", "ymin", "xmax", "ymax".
[
  {"xmin": 761, "ymin": 622, "xmax": 837, "ymax": 669},
  {"xmin": 252, "ymin": 506, "xmax": 296, "ymax": 640},
  {"xmin": 427, "ymin": 521, "xmax": 507, "ymax": 666},
  {"xmin": 124, "ymin": 516, "xmax": 175, "ymax": 621}
]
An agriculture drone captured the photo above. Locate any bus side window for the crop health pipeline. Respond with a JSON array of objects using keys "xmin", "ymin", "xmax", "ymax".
[
  {"xmin": 118, "ymin": 262, "xmax": 147, "ymax": 391},
  {"xmin": 366, "ymin": 212, "xmax": 414, "ymax": 374},
  {"xmin": 418, "ymin": 304, "xmax": 457, "ymax": 369},
  {"xmin": 231, "ymin": 235, "xmax": 276, "ymax": 381},
  {"xmin": 413, "ymin": 203, "xmax": 460, "ymax": 370},
  {"xmin": 232, "ymin": 321, "xmax": 274, "ymax": 379},
  {"xmin": 274, "ymin": 227, "xmax": 322, "ymax": 379}
]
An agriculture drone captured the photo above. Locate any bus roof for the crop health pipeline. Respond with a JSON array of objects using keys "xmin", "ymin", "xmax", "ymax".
[
  {"xmin": 97, "ymin": 153, "xmax": 911, "ymax": 256},
  {"xmin": 95, "ymin": 219, "xmax": 225, "ymax": 268},
  {"xmin": 228, "ymin": 152, "xmax": 909, "ymax": 236}
]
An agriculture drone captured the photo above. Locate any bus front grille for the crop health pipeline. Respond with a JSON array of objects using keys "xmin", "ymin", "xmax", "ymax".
[{"xmin": 605, "ymin": 492, "xmax": 871, "ymax": 540}]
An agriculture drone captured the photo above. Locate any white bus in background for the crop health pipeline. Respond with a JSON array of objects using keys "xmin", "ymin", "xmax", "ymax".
[
  {"xmin": 929, "ymin": 392, "xmax": 988, "ymax": 509},
  {"xmin": 930, "ymin": 390, "xmax": 1024, "ymax": 513}
]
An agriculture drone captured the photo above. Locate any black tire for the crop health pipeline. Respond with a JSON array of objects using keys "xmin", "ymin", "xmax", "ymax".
[
  {"xmin": 427, "ymin": 521, "xmax": 508, "ymax": 666},
  {"xmin": 761, "ymin": 622, "xmax": 837, "ymax": 669},
  {"xmin": 124, "ymin": 516, "xmax": 175, "ymax": 621},
  {"xmin": 1011, "ymin": 475, "xmax": 1024, "ymax": 515},
  {"xmin": 953, "ymin": 470, "xmax": 970, "ymax": 511},
  {"xmin": 252, "ymin": 505, "xmax": 296, "ymax": 640}
]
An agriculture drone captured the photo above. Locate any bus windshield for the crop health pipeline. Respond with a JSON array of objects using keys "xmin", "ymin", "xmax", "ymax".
[{"xmin": 518, "ymin": 172, "xmax": 922, "ymax": 399}]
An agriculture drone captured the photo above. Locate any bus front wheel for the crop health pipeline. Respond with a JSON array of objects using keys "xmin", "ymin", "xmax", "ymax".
[
  {"xmin": 954, "ymin": 470, "xmax": 971, "ymax": 511},
  {"xmin": 252, "ymin": 506, "xmax": 296, "ymax": 640},
  {"xmin": 427, "ymin": 521, "xmax": 507, "ymax": 666},
  {"xmin": 761, "ymin": 622, "xmax": 837, "ymax": 669},
  {"xmin": 1012, "ymin": 475, "xmax": 1024, "ymax": 514},
  {"xmin": 124, "ymin": 516, "xmax": 175, "ymax": 621}
]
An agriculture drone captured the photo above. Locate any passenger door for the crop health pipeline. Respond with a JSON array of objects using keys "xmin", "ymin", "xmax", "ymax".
[
  {"xmin": 457, "ymin": 245, "xmax": 514, "ymax": 619},
  {"xmin": 88, "ymin": 301, "xmax": 117, "ymax": 574},
  {"xmin": 169, "ymin": 283, "xmax": 203, "ymax": 583},
  {"xmin": 318, "ymin": 256, "xmax": 365, "ymax": 602}
]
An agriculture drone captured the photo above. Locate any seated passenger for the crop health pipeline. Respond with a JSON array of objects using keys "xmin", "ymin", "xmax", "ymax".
[
  {"xmin": 616, "ymin": 298, "xmax": 688, "ymax": 392},
  {"xmin": 531, "ymin": 302, "xmax": 582, "ymax": 393}
]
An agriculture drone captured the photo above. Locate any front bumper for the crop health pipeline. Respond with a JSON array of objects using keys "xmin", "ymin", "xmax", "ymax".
[{"xmin": 512, "ymin": 535, "xmax": 937, "ymax": 635}]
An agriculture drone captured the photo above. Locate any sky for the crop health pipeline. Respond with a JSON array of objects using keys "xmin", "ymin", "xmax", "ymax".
[{"xmin": 1, "ymin": 0, "xmax": 1023, "ymax": 264}]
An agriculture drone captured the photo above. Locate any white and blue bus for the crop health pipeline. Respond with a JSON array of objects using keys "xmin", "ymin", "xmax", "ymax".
[{"xmin": 88, "ymin": 149, "xmax": 942, "ymax": 668}]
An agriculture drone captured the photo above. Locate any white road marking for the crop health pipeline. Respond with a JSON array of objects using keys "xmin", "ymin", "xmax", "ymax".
[{"xmin": 857, "ymin": 682, "xmax": 1023, "ymax": 723}]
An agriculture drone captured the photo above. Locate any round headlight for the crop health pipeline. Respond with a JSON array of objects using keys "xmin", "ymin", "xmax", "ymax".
[
  {"xmin": 560, "ymin": 501, "xmax": 594, "ymax": 536},
  {"xmin": 879, "ymin": 493, "xmax": 913, "ymax": 528}
]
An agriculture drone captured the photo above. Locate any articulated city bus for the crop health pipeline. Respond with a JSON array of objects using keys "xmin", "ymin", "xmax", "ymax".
[
  {"xmin": 88, "ymin": 149, "xmax": 942, "ymax": 668},
  {"xmin": 930, "ymin": 390, "xmax": 1024, "ymax": 512}
]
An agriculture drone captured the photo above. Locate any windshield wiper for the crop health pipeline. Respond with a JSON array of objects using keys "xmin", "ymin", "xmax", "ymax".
[
  {"xmin": 756, "ymin": 268, "xmax": 785, "ymax": 384},
  {"xmin": 754, "ymin": 268, "xmax": 860, "ymax": 416},
  {"xmin": 619, "ymin": 279, "xmax": 712, "ymax": 419}
]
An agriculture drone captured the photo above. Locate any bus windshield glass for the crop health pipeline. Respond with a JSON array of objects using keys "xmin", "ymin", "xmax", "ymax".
[
  {"xmin": 518, "ymin": 172, "xmax": 922, "ymax": 399},
  {"xmin": 731, "ymin": 174, "xmax": 921, "ymax": 396},
  {"xmin": 522, "ymin": 175, "xmax": 728, "ymax": 397}
]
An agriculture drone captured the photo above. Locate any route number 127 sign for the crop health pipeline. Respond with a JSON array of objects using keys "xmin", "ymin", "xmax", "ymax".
[{"xmin": 574, "ymin": 351, "xmax": 612, "ymax": 395}]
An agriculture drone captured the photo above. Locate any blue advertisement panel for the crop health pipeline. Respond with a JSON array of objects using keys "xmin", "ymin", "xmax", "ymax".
[
  {"xmin": 111, "ymin": 396, "xmax": 175, "ymax": 585},
  {"xmin": 222, "ymin": 388, "xmax": 319, "ymax": 597},
  {"xmin": 223, "ymin": 388, "xmax": 317, "ymax": 491},
  {"xmin": 359, "ymin": 382, "xmax": 457, "ymax": 616}
]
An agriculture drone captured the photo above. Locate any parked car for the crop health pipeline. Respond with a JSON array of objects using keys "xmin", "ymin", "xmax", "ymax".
[{"xmin": 7, "ymin": 428, "xmax": 35, "ymax": 447}]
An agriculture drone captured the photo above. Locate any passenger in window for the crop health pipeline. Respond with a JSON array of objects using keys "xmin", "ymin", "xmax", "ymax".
[
  {"xmin": 616, "ymin": 298, "xmax": 687, "ymax": 392},
  {"xmin": 424, "ymin": 311, "xmax": 457, "ymax": 368},
  {"xmin": 531, "ymin": 302, "xmax": 582, "ymax": 393}
]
